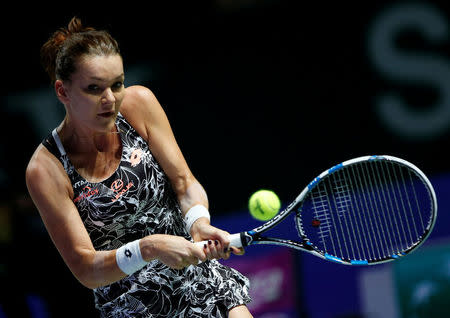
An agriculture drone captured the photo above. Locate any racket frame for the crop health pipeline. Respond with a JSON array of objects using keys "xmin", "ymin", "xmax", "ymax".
[{"xmin": 233, "ymin": 155, "xmax": 437, "ymax": 265}]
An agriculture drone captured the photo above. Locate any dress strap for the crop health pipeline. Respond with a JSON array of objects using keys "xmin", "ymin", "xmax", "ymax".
[{"xmin": 51, "ymin": 129, "xmax": 67, "ymax": 156}]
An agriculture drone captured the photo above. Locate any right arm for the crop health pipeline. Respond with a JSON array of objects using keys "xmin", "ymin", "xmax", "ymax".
[{"xmin": 25, "ymin": 145, "xmax": 205, "ymax": 289}]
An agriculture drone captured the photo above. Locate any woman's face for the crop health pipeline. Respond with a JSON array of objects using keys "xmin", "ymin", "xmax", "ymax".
[{"xmin": 58, "ymin": 54, "xmax": 125, "ymax": 133}]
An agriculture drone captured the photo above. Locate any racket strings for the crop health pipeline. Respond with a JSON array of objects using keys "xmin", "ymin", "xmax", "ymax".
[
  {"xmin": 333, "ymin": 173, "xmax": 364, "ymax": 260},
  {"xmin": 377, "ymin": 162, "xmax": 424, "ymax": 253},
  {"xmin": 305, "ymin": 160, "xmax": 431, "ymax": 263},
  {"xmin": 310, "ymin": 187, "xmax": 334, "ymax": 251},
  {"xmin": 356, "ymin": 163, "xmax": 386, "ymax": 260},
  {"xmin": 369, "ymin": 162, "xmax": 396, "ymax": 256},
  {"xmin": 387, "ymin": 165, "xmax": 414, "ymax": 248},
  {"xmin": 328, "ymin": 176, "xmax": 353, "ymax": 260}
]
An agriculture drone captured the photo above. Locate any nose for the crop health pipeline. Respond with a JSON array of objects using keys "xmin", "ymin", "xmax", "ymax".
[{"xmin": 101, "ymin": 88, "xmax": 115, "ymax": 105}]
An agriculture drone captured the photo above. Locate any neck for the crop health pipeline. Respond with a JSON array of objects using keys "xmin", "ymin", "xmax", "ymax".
[{"xmin": 58, "ymin": 116, "xmax": 120, "ymax": 154}]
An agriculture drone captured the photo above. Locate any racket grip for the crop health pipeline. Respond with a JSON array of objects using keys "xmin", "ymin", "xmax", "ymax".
[{"xmin": 194, "ymin": 233, "xmax": 243, "ymax": 249}]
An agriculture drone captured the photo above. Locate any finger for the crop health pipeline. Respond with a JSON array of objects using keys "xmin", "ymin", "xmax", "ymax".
[
  {"xmin": 208, "ymin": 240, "xmax": 222, "ymax": 259},
  {"xmin": 219, "ymin": 243, "xmax": 231, "ymax": 259},
  {"xmin": 222, "ymin": 248, "xmax": 231, "ymax": 260},
  {"xmin": 204, "ymin": 240, "xmax": 214, "ymax": 260},
  {"xmin": 230, "ymin": 246, "xmax": 245, "ymax": 256},
  {"xmin": 217, "ymin": 231, "xmax": 231, "ymax": 246}
]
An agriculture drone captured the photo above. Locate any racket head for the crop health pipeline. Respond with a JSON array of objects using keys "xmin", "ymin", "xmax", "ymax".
[{"xmin": 294, "ymin": 155, "xmax": 437, "ymax": 265}]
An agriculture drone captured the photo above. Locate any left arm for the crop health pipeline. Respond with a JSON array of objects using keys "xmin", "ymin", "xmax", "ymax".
[{"xmin": 120, "ymin": 86, "xmax": 240, "ymax": 259}]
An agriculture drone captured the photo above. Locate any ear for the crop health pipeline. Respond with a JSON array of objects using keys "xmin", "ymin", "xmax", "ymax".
[{"xmin": 55, "ymin": 80, "xmax": 70, "ymax": 104}]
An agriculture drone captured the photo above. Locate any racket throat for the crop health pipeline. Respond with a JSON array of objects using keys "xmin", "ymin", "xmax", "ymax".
[{"xmin": 240, "ymin": 231, "xmax": 259, "ymax": 247}]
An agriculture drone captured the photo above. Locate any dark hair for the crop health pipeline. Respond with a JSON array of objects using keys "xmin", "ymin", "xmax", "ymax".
[{"xmin": 40, "ymin": 17, "xmax": 121, "ymax": 83}]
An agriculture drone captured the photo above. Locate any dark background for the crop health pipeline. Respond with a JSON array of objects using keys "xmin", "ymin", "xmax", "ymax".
[
  {"xmin": 1, "ymin": 1, "xmax": 449, "ymax": 317},
  {"xmin": 2, "ymin": 0, "xmax": 450, "ymax": 211}
]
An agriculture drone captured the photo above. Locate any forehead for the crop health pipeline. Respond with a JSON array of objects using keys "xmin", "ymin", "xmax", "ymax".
[{"xmin": 74, "ymin": 54, "xmax": 124, "ymax": 82}]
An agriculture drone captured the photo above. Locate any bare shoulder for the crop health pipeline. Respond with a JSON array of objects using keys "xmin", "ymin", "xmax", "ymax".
[
  {"xmin": 124, "ymin": 85, "xmax": 158, "ymax": 102},
  {"xmin": 26, "ymin": 144, "xmax": 73, "ymax": 200},
  {"xmin": 121, "ymin": 85, "xmax": 159, "ymax": 114},
  {"xmin": 120, "ymin": 85, "xmax": 168, "ymax": 140}
]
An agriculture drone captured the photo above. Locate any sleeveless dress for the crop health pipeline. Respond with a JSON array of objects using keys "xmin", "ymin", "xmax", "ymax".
[{"xmin": 42, "ymin": 113, "xmax": 251, "ymax": 317}]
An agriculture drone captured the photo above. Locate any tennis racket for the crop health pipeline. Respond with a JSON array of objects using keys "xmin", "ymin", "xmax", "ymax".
[{"xmin": 204, "ymin": 155, "xmax": 437, "ymax": 265}]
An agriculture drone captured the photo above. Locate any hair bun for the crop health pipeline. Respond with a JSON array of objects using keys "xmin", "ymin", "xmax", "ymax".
[
  {"xmin": 52, "ymin": 17, "xmax": 95, "ymax": 46},
  {"xmin": 67, "ymin": 16, "xmax": 95, "ymax": 34}
]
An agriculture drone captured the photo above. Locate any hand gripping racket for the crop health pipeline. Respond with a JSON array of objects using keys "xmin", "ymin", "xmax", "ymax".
[{"xmin": 205, "ymin": 155, "xmax": 437, "ymax": 265}]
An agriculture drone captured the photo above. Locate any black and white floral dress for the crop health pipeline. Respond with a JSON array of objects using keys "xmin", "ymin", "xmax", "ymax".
[{"xmin": 42, "ymin": 113, "xmax": 251, "ymax": 317}]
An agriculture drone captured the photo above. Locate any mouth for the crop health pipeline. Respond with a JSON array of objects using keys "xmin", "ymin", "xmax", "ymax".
[{"xmin": 97, "ymin": 111, "xmax": 115, "ymax": 118}]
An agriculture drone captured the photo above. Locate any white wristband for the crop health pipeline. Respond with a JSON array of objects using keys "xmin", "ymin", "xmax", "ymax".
[
  {"xmin": 184, "ymin": 204, "xmax": 210, "ymax": 234},
  {"xmin": 116, "ymin": 239, "xmax": 148, "ymax": 275}
]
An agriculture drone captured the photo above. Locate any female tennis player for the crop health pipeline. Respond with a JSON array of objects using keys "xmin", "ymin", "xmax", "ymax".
[{"xmin": 26, "ymin": 17, "xmax": 252, "ymax": 317}]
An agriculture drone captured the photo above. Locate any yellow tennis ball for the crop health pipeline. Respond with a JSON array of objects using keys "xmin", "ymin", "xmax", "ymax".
[{"xmin": 248, "ymin": 190, "xmax": 281, "ymax": 221}]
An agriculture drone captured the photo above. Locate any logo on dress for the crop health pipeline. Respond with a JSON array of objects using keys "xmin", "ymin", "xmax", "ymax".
[
  {"xmin": 110, "ymin": 178, "xmax": 134, "ymax": 202},
  {"xmin": 129, "ymin": 148, "xmax": 143, "ymax": 167},
  {"xmin": 73, "ymin": 180, "xmax": 88, "ymax": 189},
  {"xmin": 73, "ymin": 186, "xmax": 99, "ymax": 203}
]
